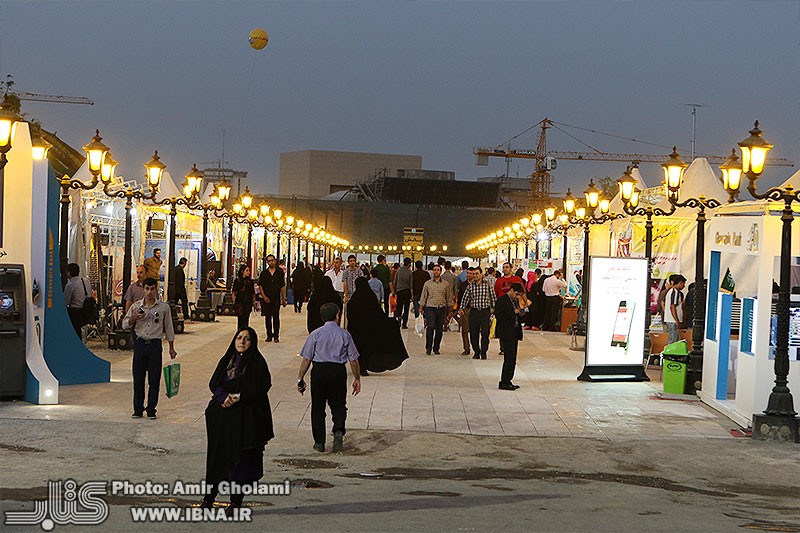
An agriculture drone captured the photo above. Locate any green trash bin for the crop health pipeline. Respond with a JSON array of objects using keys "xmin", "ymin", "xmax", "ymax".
[
  {"xmin": 662, "ymin": 340, "xmax": 689, "ymax": 393},
  {"xmin": 662, "ymin": 356, "xmax": 689, "ymax": 394}
]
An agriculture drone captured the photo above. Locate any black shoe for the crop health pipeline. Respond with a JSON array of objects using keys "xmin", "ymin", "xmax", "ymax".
[
  {"xmin": 147, "ymin": 413, "xmax": 157, "ymax": 420},
  {"xmin": 512, "ymin": 384, "xmax": 521, "ymax": 389},
  {"xmin": 498, "ymin": 383, "xmax": 516, "ymax": 391},
  {"xmin": 313, "ymin": 443, "xmax": 325, "ymax": 452},
  {"xmin": 425, "ymin": 350, "xmax": 432, "ymax": 355},
  {"xmin": 499, "ymin": 350, "xmax": 504, "ymax": 356},
  {"xmin": 266, "ymin": 336, "xmax": 273, "ymax": 342},
  {"xmin": 401, "ymin": 325, "xmax": 408, "ymax": 329},
  {"xmin": 472, "ymin": 354, "xmax": 480, "ymax": 359},
  {"xmin": 433, "ymin": 350, "xmax": 440, "ymax": 355},
  {"xmin": 462, "ymin": 350, "xmax": 470, "ymax": 356},
  {"xmin": 274, "ymin": 338, "xmax": 279, "ymax": 343},
  {"xmin": 332, "ymin": 431, "xmax": 344, "ymax": 452},
  {"xmin": 481, "ymin": 354, "xmax": 487, "ymax": 360},
  {"xmin": 131, "ymin": 412, "xmax": 143, "ymax": 419},
  {"xmin": 200, "ymin": 498, "xmax": 215, "ymax": 509}
]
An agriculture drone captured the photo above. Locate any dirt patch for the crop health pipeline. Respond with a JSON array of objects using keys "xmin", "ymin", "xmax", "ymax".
[
  {"xmin": 275, "ymin": 458, "xmax": 340, "ymax": 469},
  {"xmin": 0, "ymin": 442, "xmax": 45, "ymax": 453},
  {"xmin": 401, "ymin": 491, "xmax": 461, "ymax": 497},
  {"xmin": 341, "ymin": 465, "xmax": 734, "ymax": 497},
  {"xmin": 290, "ymin": 479, "xmax": 334, "ymax": 489}
]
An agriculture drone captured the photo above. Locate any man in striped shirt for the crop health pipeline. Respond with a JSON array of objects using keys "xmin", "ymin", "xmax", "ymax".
[{"xmin": 459, "ymin": 266, "xmax": 496, "ymax": 360}]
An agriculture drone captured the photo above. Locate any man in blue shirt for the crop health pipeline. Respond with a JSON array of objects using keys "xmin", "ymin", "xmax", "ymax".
[{"xmin": 297, "ymin": 303, "xmax": 361, "ymax": 452}]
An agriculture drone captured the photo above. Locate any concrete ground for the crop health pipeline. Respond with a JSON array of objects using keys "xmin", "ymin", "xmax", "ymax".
[{"xmin": 1, "ymin": 311, "xmax": 799, "ymax": 532}]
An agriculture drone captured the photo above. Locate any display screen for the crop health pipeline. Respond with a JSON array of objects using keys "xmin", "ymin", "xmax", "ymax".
[
  {"xmin": 611, "ymin": 301, "xmax": 635, "ymax": 348},
  {"xmin": 585, "ymin": 257, "xmax": 648, "ymax": 366},
  {"xmin": 0, "ymin": 291, "xmax": 15, "ymax": 311}
]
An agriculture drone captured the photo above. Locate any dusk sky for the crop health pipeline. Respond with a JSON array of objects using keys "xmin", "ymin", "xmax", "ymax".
[{"xmin": 2, "ymin": 1, "xmax": 798, "ymax": 196}]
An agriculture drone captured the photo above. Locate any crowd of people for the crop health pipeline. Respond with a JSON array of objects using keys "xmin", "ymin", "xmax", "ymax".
[{"xmin": 73, "ymin": 253, "xmax": 579, "ymax": 512}]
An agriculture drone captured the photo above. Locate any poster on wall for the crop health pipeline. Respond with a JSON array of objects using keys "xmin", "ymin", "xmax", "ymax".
[{"xmin": 578, "ymin": 256, "xmax": 649, "ymax": 382}]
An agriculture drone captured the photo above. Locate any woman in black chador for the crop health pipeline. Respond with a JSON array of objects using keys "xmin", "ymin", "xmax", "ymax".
[
  {"xmin": 307, "ymin": 276, "xmax": 342, "ymax": 333},
  {"xmin": 202, "ymin": 327, "xmax": 274, "ymax": 513},
  {"xmin": 346, "ymin": 277, "xmax": 408, "ymax": 376},
  {"xmin": 232, "ymin": 265, "xmax": 255, "ymax": 330}
]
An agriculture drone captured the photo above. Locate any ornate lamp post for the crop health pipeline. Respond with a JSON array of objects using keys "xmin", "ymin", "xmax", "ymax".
[
  {"xmin": 618, "ymin": 164, "xmax": 677, "ymax": 363},
  {"xmin": 723, "ymin": 122, "xmax": 799, "ymax": 441},
  {"xmin": 102, "ymin": 151, "xmax": 164, "ymax": 298},
  {"xmin": 151, "ymin": 162, "xmax": 203, "ymax": 309},
  {"xmin": 0, "ymin": 96, "xmax": 21, "ymax": 249},
  {"xmin": 57, "ymin": 130, "xmax": 110, "ymax": 281},
  {"xmin": 662, "ymin": 148, "xmax": 724, "ymax": 394}
]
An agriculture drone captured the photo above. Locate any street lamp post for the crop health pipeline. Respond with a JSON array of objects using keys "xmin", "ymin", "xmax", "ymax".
[
  {"xmin": 723, "ymin": 122, "xmax": 799, "ymax": 441},
  {"xmin": 0, "ymin": 95, "xmax": 21, "ymax": 250},
  {"xmin": 619, "ymin": 166, "xmax": 677, "ymax": 365},
  {"xmin": 57, "ymin": 131, "xmax": 110, "ymax": 283},
  {"xmin": 151, "ymin": 162, "xmax": 202, "ymax": 309},
  {"xmin": 662, "ymin": 147, "xmax": 724, "ymax": 394},
  {"xmin": 102, "ymin": 151, "xmax": 164, "ymax": 299}
]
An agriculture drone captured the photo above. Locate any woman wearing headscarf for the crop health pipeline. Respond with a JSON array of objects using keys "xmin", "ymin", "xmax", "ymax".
[
  {"xmin": 202, "ymin": 327, "xmax": 273, "ymax": 513},
  {"xmin": 232, "ymin": 265, "xmax": 255, "ymax": 330},
  {"xmin": 307, "ymin": 276, "xmax": 342, "ymax": 333},
  {"xmin": 290, "ymin": 261, "xmax": 312, "ymax": 314},
  {"xmin": 346, "ymin": 277, "xmax": 408, "ymax": 376}
]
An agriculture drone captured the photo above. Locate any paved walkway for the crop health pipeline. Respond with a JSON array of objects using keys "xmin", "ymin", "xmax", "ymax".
[{"xmin": 0, "ymin": 310, "xmax": 738, "ymax": 441}]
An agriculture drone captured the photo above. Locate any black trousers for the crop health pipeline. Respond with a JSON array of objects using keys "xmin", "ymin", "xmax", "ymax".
[
  {"xmin": 263, "ymin": 299, "xmax": 281, "ymax": 339},
  {"xmin": 67, "ymin": 307, "xmax": 84, "ymax": 337},
  {"xmin": 172, "ymin": 287, "xmax": 189, "ymax": 319},
  {"xmin": 236, "ymin": 305, "xmax": 251, "ymax": 331},
  {"xmin": 395, "ymin": 289, "xmax": 411, "ymax": 327},
  {"xmin": 543, "ymin": 295, "xmax": 562, "ymax": 331},
  {"xmin": 499, "ymin": 336, "xmax": 518, "ymax": 384},
  {"xmin": 132, "ymin": 337, "xmax": 162, "ymax": 416},
  {"xmin": 383, "ymin": 290, "xmax": 391, "ymax": 316},
  {"xmin": 423, "ymin": 306, "xmax": 447, "ymax": 351},
  {"xmin": 310, "ymin": 362, "xmax": 348, "ymax": 445},
  {"xmin": 468, "ymin": 308, "xmax": 491, "ymax": 356},
  {"xmin": 294, "ymin": 288, "xmax": 308, "ymax": 312}
]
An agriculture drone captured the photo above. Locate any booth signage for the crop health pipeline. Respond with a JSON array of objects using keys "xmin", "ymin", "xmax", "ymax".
[{"xmin": 579, "ymin": 256, "xmax": 649, "ymax": 382}]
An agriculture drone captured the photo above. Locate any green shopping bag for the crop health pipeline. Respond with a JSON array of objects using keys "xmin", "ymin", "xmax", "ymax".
[{"xmin": 163, "ymin": 362, "xmax": 181, "ymax": 398}]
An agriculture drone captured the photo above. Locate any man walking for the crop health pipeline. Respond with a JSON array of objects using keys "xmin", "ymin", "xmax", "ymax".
[
  {"xmin": 393, "ymin": 257, "xmax": 414, "ymax": 329},
  {"xmin": 495, "ymin": 282, "xmax": 524, "ymax": 390},
  {"xmin": 143, "ymin": 248, "xmax": 163, "ymax": 281},
  {"xmin": 372, "ymin": 254, "xmax": 392, "ymax": 315},
  {"xmin": 170, "ymin": 257, "xmax": 189, "ymax": 319},
  {"xmin": 542, "ymin": 269, "xmax": 568, "ymax": 331},
  {"xmin": 257, "ymin": 254, "xmax": 287, "ymax": 343},
  {"xmin": 325, "ymin": 256, "xmax": 345, "ymax": 299},
  {"xmin": 297, "ymin": 303, "xmax": 361, "ymax": 452},
  {"xmin": 459, "ymin": 266, "xmax": 496, "ymax": 359},
  {"xmin": 124, "ymin": 265, "xmax": 147, "ymax": 313},
  {"xmin": 342, "ymin": 255, "xmax": 363, "ymax": 303},
  {"xmin": 419, "ymin": 264, "xmax": 454, "ymax": 355},
  {"xmin": 122, "ymin": 277, "xmax": 177, "ymax": 419},
  {"xmin": 63, "ymin": 263, "xmax": 91, "ymax": 338},
  {"xmin": 412, "ymin": 260, "xmax": 430, "ymax": 318}
]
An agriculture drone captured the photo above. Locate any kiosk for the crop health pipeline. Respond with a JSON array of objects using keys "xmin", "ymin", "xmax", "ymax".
[{"xmin": 700, "ymin": 204, "xmax": 800, "ymax": 429}]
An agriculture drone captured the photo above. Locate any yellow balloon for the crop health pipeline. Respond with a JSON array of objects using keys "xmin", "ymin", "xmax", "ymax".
[{"xmin": 248, "ymin": 28, "xmax": 269, "ymax": 50}]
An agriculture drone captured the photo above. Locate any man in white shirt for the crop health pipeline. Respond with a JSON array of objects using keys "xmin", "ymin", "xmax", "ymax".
[
  {"xmin": 122, "ymin": 277, "xmax": 178, "ymax": 419},
  {"xmin": 664, "ymin": 274, "xmax": 687, "ymax": 344},
  {"xmin": 325, "ymin": 256, "xmax": 345, "ymax": 298},
  {"xmin": 542, "ymin": 270, "xmax": 568, "ymax": 331}
]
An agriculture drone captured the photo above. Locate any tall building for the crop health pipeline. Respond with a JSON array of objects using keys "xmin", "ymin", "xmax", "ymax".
[{"xmin": 279, "ymin": 150, "xmax": 422, "ymax": 198}]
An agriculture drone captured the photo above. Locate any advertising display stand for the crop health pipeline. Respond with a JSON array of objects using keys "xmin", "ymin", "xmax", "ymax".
[{"xmin": 578, "ymin": 256, "xmax": 649, "ymax": 382}]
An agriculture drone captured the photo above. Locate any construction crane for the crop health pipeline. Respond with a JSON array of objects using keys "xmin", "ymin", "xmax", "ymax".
[
  {"xmin": 1, "ymin": 76, "xmax": 93, "ymax": 109},
  {"xmin": 474, "ymin": 118, "xmax": 793, "ymax": 206}
]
